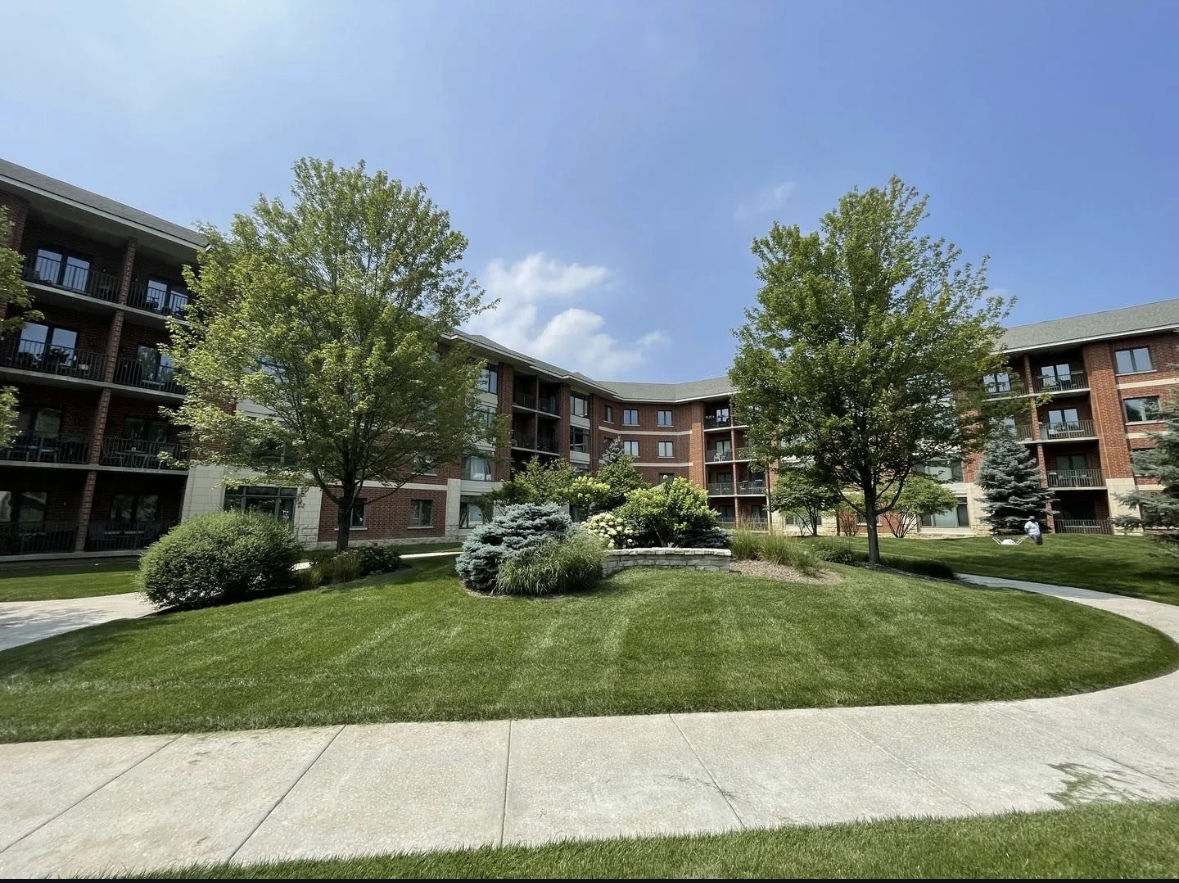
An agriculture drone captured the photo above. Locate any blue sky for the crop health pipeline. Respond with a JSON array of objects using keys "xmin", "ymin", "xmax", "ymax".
[{"xmin": 2, "ymin": 0, "xmax": 1177, "ymax": 381}]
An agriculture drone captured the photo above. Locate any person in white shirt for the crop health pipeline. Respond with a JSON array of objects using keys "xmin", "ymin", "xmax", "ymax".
[{"xmin": 1024, "ymin": 516, "xmax": 1043, "ymax": 545}]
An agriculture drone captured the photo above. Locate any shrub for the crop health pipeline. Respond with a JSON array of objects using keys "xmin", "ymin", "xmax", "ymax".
[
  {"xmin": 812, "ymin": 539, "xmax": 868, "ymax": 565},
  {"xmin": 495, "ymin": 529, "xmax": 605, "ymax": 596},
  {"xmin": 138, "ymin": 511, "xmax": 303, "ymax": 610},
  {"xmin": 676, "ymin": 524, "xmax": 732, "ymax": 549},
  {"xmin": 730, "ymin": 530, "xmax": 820, "ymax": 576},
  {"xmin": 323, "ymin": 550, "xmax": 362, "ymax": 583},
  {"xmin": 584, "ymin": 512, "xmax": 635, "ymax": 549},
  {"xmin": 455, "ymin": 502, "xmax": 573, "ymax": 592},
  {"xmin": 616, "ymin": 478, "xmax": 717, "ymax": 547},
  {"xmin": 356, "ymin": 543, "xmax": 402, "ymax": 577}
]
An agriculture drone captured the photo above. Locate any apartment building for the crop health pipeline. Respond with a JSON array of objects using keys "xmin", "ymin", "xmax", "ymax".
[{"xmin": 0, "ymin": 159, "xmax": 1174, "ymax": 558}]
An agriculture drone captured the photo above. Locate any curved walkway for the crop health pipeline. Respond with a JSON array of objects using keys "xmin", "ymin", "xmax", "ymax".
[
  {"xmin": 1, "ymin": 576, "xmax": 1178, "ymax": 877},
  {"xmin": 0, "ymin": 593, "xmax": 154, "ymax": 653}
]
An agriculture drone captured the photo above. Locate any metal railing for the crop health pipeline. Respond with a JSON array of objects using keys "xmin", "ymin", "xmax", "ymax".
[
  {"xmin": 512, "ymin": 392, "xmax": 537, "ymax": 409},
  {"xmin": 0, "ymin": 339, "xmax": 107, "ymax": 381},
  {"xmin": 1011, "ymin": 424, "xmax": 1035, "ymax": 442},
  {"xmin": 100, "ymin": 437, "xmax": 187, "ymax": 470},
  {"xmin": 537, "ymin": 396, "xmax": 559, "ymax": 415},
  {"xmin": 113, "ymin": 357, "xmax": 184, "ymax": 395},
  {"xmin": 1033, "ymin": 370, "xmax": 1087, "ymax": 394},
  {"xmin": 0, "ymin": 521, "xmax": 78, "ymax": 555},
  {"xmin": 703, "ymin": 414, "xmax": 732, "ymax": 429},
  {"xmin": 24, "ymin": 254, "xmax": 120, "ymax": 302},
  {"xmin": 736, "ymin": 479, "xmax": 767, "ymax": 494},
  {"xmin": 707, "ymin": 483, "xmax": 734, "ymax": 495},
  {"xmin": 984, "ymin": 377, "xmax": 1027, "ymax": 398},
  {"xmin": 126, "ymin": 280, "xmax": 189, "ymax": 320},
  {"xmin": 0, "ymin": 433, "xmax": 91, "ymax": 464},
  {"xmin": 1046, "ymin": 468, "xmax": 1104, "ymax": 488},
  {"xmin": 86, "ymin": 520, "xmax": 176, "ymax": 552},
  {"xmin": 709, "ymin": 448, "xmax": 733, "ymax": 462},
  {"xmin": 1054, "ymin": 518, "xmax": 1112, "ymax": 535},
  {"xmin": 1039, "ymin": 419, "xmax": 1097, "ymax": 440},
  {"xmin": 536, "ymin": 437, "xmax": 559, "ymax": 454}
]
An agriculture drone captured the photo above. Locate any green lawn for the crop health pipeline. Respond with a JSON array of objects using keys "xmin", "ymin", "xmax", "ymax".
[
  {"xmin": 145, "ymin": 801, "xmax": 1179, "ymax": 879},
  {"xmin": 840, "ymin": 534, "xmax": 1179, "ymax": 605},
  {"xmin": 1, "ymin": 559, "xmax": 1174, "ymax": 742},
  {"xmin": 0, "ymin": 561, "xmax": 139, "ymax": 602}
]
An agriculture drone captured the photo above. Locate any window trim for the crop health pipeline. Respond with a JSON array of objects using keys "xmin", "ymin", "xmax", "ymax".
[
  {"xmin": 1123, "ymin": 396, "xmax": 1161, "ymax": 424},
  {"xmin": 657, "ymin": 409, "xmax": 674, "ymax": 427},
  {"xmin": 409, "ymin": 498, "xmax": 434, "ymax": 529},
  {"xmin": 622, "ymin": 440, "xmax": 640, "ymax": 457},
  {"xmin": 657, "ymin": 440, "xmax": 674, "ymax": 458},
  {"xmin": 1114, "ymin": 347, "xmax": 1154, "ymax": 376},
  {"xmin": 622, "ymin": 408, "xmax": 640, "ymax": 426}
]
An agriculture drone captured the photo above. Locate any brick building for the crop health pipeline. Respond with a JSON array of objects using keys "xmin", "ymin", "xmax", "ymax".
[{"xmin": 1, "ymin": 158, "xmax": 1175, "ymax": 558}]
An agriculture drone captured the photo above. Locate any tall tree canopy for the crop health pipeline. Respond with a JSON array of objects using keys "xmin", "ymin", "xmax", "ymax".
[
  {"xmin": 730, "ymin": 177, "xmax": 1013, "ymax": 564},
  {"xmin": 170, "ymin": 159, "xmax": 499, "ymax": 551},
  {"xmin": 0, "ymin": 208, "xmax": 40, "ymax": 446}
]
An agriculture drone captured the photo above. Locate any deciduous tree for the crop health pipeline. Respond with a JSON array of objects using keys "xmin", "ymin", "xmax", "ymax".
[
  {"xmin": 885, "ymin": 474, "xmax": 960, "ymax": 538},
  {"xmin": 0, "ymin": 208, "xmax": 41, "ymax": 445},
  {"xmin": 769, "ymin": 466, "xmax": 841, "ymax": 536}
]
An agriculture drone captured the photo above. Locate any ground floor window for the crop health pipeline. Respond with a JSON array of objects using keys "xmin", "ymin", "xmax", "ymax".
[
  {"xmin": 459, "ymin": 496, "xmax": 484, "ymax": 529},
  {"xmin": 921, "ymin": 496, "xmax": 970, "ymax": 528},
  {"xmin": 410, "ymin": 499, "xmax": 433, "ymax": 528},
  {"xmin": 224, "ymin": 486, "xmax": 297, "ymax": 522},
  {"xmin": 0, "ymin": 490, "xmax": 47, "ymax": 524},
  {"xmin": 110, "ymin": 494, "xmax": 159, "ymax": 524},
  {"xmin": 350, "ymin": 500, "xmax": 367, "ymax": 529}
]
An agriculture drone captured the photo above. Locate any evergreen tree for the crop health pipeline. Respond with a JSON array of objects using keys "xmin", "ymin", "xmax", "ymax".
[
  {"xmin": 599, "ymin": 437, "xmax": 626, "ymax": 466},
  {"xmin": 1114, "ymin": 391, "xmax": 1179, "ymax": 562},
  {"xmin": 976, "ymin": 432, "xmax": 1057, "ymax": 534}
]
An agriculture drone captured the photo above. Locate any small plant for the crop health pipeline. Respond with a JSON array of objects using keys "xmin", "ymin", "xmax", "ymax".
[
  {"xmin": 455, "ymin": 502, "xmax": 573, "ymax": 592},
  {"xmin": 584, "ymin": 512, "xmax": 635, "ymax": 549},
  {"xmin": 322, "ymin": 550, "xmax": 362, "ymax": 584},
  {"xmin": 812, "ymin": 539, "xmax": 868, "ymax": 565},
  {"xmin": 495, "ymin": 529, "xmax": 605, "ymax": 596},
  {"xmin": 730, "ymin": 530, "xmax": 820, "ymax": 576},
  {"xmin": 356, "ymin": 543, "xmax": 402, "ymax": 576},
  {"xmin": 138, "ymin": 511, "xmax": 303, "ymax": 610}
]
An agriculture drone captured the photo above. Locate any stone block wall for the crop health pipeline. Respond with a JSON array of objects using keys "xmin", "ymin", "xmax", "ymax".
[{"xmin": 602, "ymin": 547, "xmax": 731, "ymax": 577}]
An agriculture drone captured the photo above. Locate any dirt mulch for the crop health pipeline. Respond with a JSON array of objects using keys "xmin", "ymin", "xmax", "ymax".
[{"xmin": 730, "ymin": 559, "xmax": 844, "ymax": 585}]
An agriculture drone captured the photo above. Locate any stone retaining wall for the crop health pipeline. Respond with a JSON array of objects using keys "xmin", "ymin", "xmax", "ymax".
[{"xmin": 602, "ymin": 547, "xmax": 731, "ymax": 577}]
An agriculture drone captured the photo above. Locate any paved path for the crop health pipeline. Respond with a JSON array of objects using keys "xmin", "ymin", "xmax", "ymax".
[
  {"xmin": 1, "ymin": 576, "xmax": 1178, "ymax": 877},
  {"xmin": 0, "ymin": 593, "xmax": 154, "ymax": 653}
]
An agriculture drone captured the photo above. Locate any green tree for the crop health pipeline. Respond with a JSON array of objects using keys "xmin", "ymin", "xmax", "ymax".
[
  {"xmin": 616, "ymin": 477, "xmax": 717, "ymax": 547},
  {"xmin": 976, "ymin": 431, "xmax": 1057, "ymax": 534},
  {"xmin": 595, "ymin": 449, "xmax": 648, "ymax": 510},
  {"xmin": 0, "ymin": 208, "xmax": 41, "ymax": 445},
  {"xmin": 886, "ymin": 474, "xmax": 960, "ymax": 538},
  {"xmin": 1114, "ymin": 388, "xmax": 1179, "ymax": 562},
  {"xmin": 730, "ymin": 177, "xmax": 1013, "ymax": 564},
  {"xmin": 169, "ymin": 158, "xmax": 498, "ymax": 551},
  {"xmin": 769, "ymin": 466, "xmax": 841, "ymax": 536},
  {"xmin": 481, "ymin": 457, "xmax": 576, "ymax": 510}
]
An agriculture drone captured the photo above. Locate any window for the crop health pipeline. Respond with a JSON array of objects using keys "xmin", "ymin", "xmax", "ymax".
[
  {"xmin": 604, "ymin": 405, "xmax": 614, "ymax": 423},
  {"xmin": 16, "ymin": 407, "xmax": 62, "ymax": 439},
  {"xmin": 659, "ymin": 473, "xmax": 675, "ymax": 483},
  {"xmin": 657, "ymin": 440, "xmax": 674, "ymax": 458},
  {"xmin": 410, "ymin": 499, "xmax": 433, "ymax": 528},
  {"xmin": 19, "ymin": 323, "xmax": 78, "ymax": 364},
  {"xmin": 477, "ymin": 366, "xmax": 499, "ymax": 394},
  {"xmin": 921, "ymin": 497, "xmax": 971, "ymax": 529},
  {"xmin": 1046, "ymin": 407, "xmax": 1081, "ymax": 433},
  {"xmin": 707, "ymin": 407, "xmax": 731, "ymax": 427},
  {"xmin": 110, "ymin": 493, "xmax": 159, "ymax": 524},
  {"xmin": 623, "ymin": 440, "xmax": 640, "ymax": 457},
  {"xmin": 1038, "ymin": 364, "xmax": 1074, "ymax": 389},
  {"xmin": 125, "ymin": 418, "xmax": 169, "ymax": 442},
  {"xmin": 135, "ymin": 346, "xmax": 176, "ymax": 385},
  {"xmin": 1055, "ymin": 454, "xmax": 1087, "ymax": 471},
  {"xmin": 472, "ymin": 405, "xmax": 497, "ymax": 432},
  {"xmin": 143, "ymin": 278, "xmax": 189, "ymax": 317},
  {"xmin": 983, "ymin": 372, "xmax": 1012, "ymax": 394},
  {"xmin": 622, "ymin": 409, "xmax": 639, "ymax": 426},
  {"xmin": 33, "ymin": 247, "xmax": 90, "ymax": 292},
  {"xmin": 711, "ymin": 440, "xmax": 732, "ymax": 461},
  {"xmin": 0, "ymin": 490, "xmax": 47, "ymax": 525},
  {"xmin": 713, "ymin": 505, "xmax": 735, "ymax": 522},
  {"xmin": 350, "ymin": 501, "xmax": 367, "ymax": 529},
  {"xmin": 571, "ymin": 393, "xmax": 590, "ymax": 418},
  {"xmin": 459, "ymin": 497, "xmax": 485, "ymax": 529},
  {"xmin": 414, "ymin": 455, "xmax": 437, "ymax": 476},
  {"xmin": 918, "ymin": 459, "xmax": 964, "ymax": 483},
  {"xmin": 462, "ymin": 456, "xmax": 493, "ymax": 481},
  {"xmin": 657, "ymin": 409, "xmax": 673, "ymax": 427},
  {"xmin": 1124, "ymin": 396, "xmax": 1161, "ymax": 423},
  {"xmin": 224, "ymin": 486, "xmax": 297, "ymax": 521},
  {"xmin": 570, "ymin": 426, "xmax": 589, "ymax": 453},
  {"xmin": 1115, "ymin": 347, "xmax": 1153, "ymax": 375}
]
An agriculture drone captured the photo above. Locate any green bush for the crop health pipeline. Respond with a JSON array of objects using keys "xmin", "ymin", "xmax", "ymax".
[
  {"xmin": 455, "ymin": 503, "xmax": 573, "ymax": 592},
  {"xmin": 730, "ymin": 530, "xmax": 820, "ymax": 576},
  {"xmin": 138, "ymin": 512, "xmax": 303, "ymax": 610},
  {"xmin": 356, "ymin": 543, "xmax": 402, "ymax": 576},
  {"xmin": 584, "ymin": 512, "xmax": 636, "ymax": 549},
  {"xmin": 616, "ymin": 478, "xmax": 718, "ymax": 547},
  {"xmin": 675, "ymin": 524, "xmax": 732, "ymax": 549},
  {"xmin": 495, "ymin": 529, "xmax": 605, "ymax": 596},
  {"xmin": 811, "ymin": 538, "xmax": 868, "ymax": 565},
  {"xmin": 882, "ymin": 556, "xmax": 957, "ymax": 580}
]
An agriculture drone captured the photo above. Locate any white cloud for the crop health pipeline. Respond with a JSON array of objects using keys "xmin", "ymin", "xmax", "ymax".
[
  {"xmin": 467, "ymin": 252, "xmax": 667, "ymax": 378},
  {"xmin": 735, "ymin": 181, "xmax": 797, "ymax": 221}
]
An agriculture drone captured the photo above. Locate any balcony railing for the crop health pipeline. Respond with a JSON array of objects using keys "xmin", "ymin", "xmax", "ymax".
[
  {"xmin": 708, "ymin": 448, "xmax": 733, "ymax": 462},
  {"xmin": 1039, "ymin": 419, "xmax": 1097, "ymax": 440},
  {"xmin": 1046, "ymin": 468, "xmax": 1104, "ymax": 488},
  {"xmin": 1054, "ymin": 518, "xmax": 1112, "ymax": 535},
  {"xmin": 537, "ymin": 396, "xmax": 558, "ymax": 415},
  {"xmin": 703, "ymin": 414, "xmax": 732, "ymax": 430},
  {"xmin": 1011, "ymin": 424, "xmax": 1035, "ymax": 442},
  {"xmin": 23, "ymin": 254, "xmax": 120, "ymax": 302},
  {"xmin": 536, "ymin": 437, "xmax": 559, "ymax": 454},
  {"xmin": 0, "ymin": 433, "xmax": 92, "ymax": 464},
  {"xmin": 1033, "ymin": 371, "xmax": 1087, "ymax": 394},
  {"xmin": 512, "ymin": 392, "xmax": 537, "ymax": 410},
  {"xmin": 0, "ymin": 340, "xmax": 107, "ymax": 381},
  {"xmin": 707, "ymin": 483, "xmax": 734, "ymax": 495},
  {"xmin": 734, "ymin": 447, "xmax": 753, "ymax": 461},
  {"xmin": 86, "ymin": 520, "xmax": 175, "ymax": 552},
  {"xmin": 569, "ymin": 441, "xmax": 589, "ymax": 454},
  {"xmin": 100, "ymin": 437, "xmax": 187, "ymax": 470},
  {"xmin": 126, "ymin": 280, "xmax": 189, "ymax": 320},
  {"xmin": 736, "ymin": 480, "xmax": 767, "ymax": 494},
  {"xmin": 113, "ymin": 357, "xmax": 184, "ymax": 395},
  {"xmin": 0, "ymin": 520, "xmax": 78, "ymax": 555},
  {"xmin": 984, "ymin": 378, "xmax": 1028, "ymax": 398}
]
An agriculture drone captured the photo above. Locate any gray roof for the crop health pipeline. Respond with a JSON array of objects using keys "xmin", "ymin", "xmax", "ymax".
[
  {"xmin": 1001, "ymin": 297, "xmax": 1179, "ymax": 353},
  {"xmin": 0, "ymin": 158, "xmax": 206, "ymax": 249},
  {"xmin": 593, "ymin": 377, "xmax": 734, "ymax": 402}
]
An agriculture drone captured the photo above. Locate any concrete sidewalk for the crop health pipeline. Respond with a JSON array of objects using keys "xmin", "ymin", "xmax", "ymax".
[
  {"xmin": 0, "ymin": 593, "xmax": 154, "ymax": 652},
  {"xmin": 1, "ymin": 575, "xmax": 1178, "ymax": 877}
]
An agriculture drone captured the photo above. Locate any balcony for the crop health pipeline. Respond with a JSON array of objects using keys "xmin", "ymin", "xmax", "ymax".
[
  {"xmin": 1046, "ymin": 468, "xmax": 1104, "ymax": 488},
  {"xmin": 734, "ymin": 447, "xmax": 753, "ymax": 461},
  {"xmin": 126, "ymin": 280, "xmax": 189, "ymax": 320},
  {"xmin": 1033, "ymin": 371, "xmax": 1088, "ymax": 394},
  {"xmin": 708, "ymin": 448, "xmax": 733, "ymax": 462},
  {"xmin": 86, "ymin": 520, "xmax": 175, "ymax": 552},
  {"xmin": 0, "ymin": 340, "xmax": 107, "ymax": 382},
  {"xmin": 536, "ymin": 437, "xmax": 559, "ymax": 454},
  {"xmin": 1011, "ymin": 424, "xmax": 1035, "ymax": 442},
  {"xmin": 1038, "ymin": 420, "xmax": 1097, "ymax": 441},
  {"xmin": 984, "ymin": 378, "xmax": 1027, "ymax": 398},
  {"xmin": 1054, "ymin": 518, "xmax": 1112, "ymax": 535},
  {"xmin": 0, "ymin": 433, "xmax": 92, "ymax": 464},
  {"xmin": 23, "ymin": 254, "xmax": 120, "ymax": 303},
  {"xmin": 512, "ymin": 392, "xmax": 558, "ymax": 415},
  {"xmin": 113, "ymin": 357, "xmax": 184, "ymax": 395},
  {"xmin": 707, "ymin": 483, "xmax": 734, "ymax": 495},
  {"xmin": 736, "ymin": 479, "xmax": 767, "ymax": 494},
  {"xmin": 0, "ymin": 520, "xmax": 78, "ymax": 555},
  {"xmin": 703, "ymin": 414, "xmax": 732, "ymax": 430},
  {"xmin": 100, "ymin": 437, "xmax": 187, "ymax": 470}
]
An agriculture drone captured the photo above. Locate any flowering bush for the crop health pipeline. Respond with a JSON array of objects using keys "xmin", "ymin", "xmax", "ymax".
[
  {"xmin": 616, "ymin": 478, "xmax": 719, "ymax": 547},
  {"xmin": 584, "ymin": 512, "xmax": 636, "ymax": 549}
]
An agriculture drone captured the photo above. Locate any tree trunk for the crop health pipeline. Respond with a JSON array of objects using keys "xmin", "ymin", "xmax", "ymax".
[
  {"xmin": 335, "ymin": 480, "xmax": 356, "ymax": 553},
  {"xmin": 864, "ymin": 485, "xmax": 881, "ymax": 565}
]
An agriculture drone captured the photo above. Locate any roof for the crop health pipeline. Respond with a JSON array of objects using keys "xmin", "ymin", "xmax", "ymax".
[
  {"xmin": 593, "ymin": 377, "xmax": 734, "ymax": 402},
  {"xmin": 1001, "ymin": 297, "xmax": 1179, "ymax": 353},
  {"xmin": 0, "ymin": 158, "xmax": 206, "ymax": 249}
]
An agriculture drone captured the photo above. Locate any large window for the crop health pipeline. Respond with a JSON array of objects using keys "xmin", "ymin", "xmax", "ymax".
[
  {"xmin": 571, "ymin": 393, "xmax": 590, "ymax": 418},
  {"xmin": 0, "ymin": 490, "xmax": 47, "ymax": 525},
  {"xmin": 657, "ymin": 409, "xmax": 673, "ymax": 427},
  {"xmin": 983, "ymin": 372, "xmax": 1013, "ymax": 394},
  {"xmin": 1038, "ymin": 363, "xmax": 1075, "ymax": 389},
  {"xmin": 224, "ymin": 486, "xmax": 297, "ymax": 521},
  {"xmin": 1124, "ymin": 396, "xmax": 1161, "ymax": 423},
  {"xmin": 604, "ymin": 405, "xmax": 614, "ymax": 423},
  {"xmin": 410, "ymin": 499, "xmax": 433, "ymax": 528},
  {"xmin": 33, "ymin": 247, "xmax": 90, "ymax": 292},
  {"xmin": 917, "ymin": 459, "xmax": 964, "ymax": 483},
  {"xmin": 623, "ymin": 440, "xmax": 640, "ymax": 457},
  {"xmin": 707, "ymin": 406, "xmax": 731, "ymax": 427},
  {"xmin": 16, "ymin": 407, "xmax": 62, "ymax": 439},
  {"xmin": 657, "ymin": 440, "xmax": 674, "ymax": 458},
  {"xmin": 477, "ymin": 366, "xmax": 499, "ymax": 394},
  {"xmin": 622, "ymin": 409, "xmax": 639, "ymax": 426},
  {"xmin": 459, "ymin": 497, "xmax": 484, "ymax": 529},
  {"xmin": 711, "ymin": 440, "xmax": 732, "ymax": 461},
  {"xmin": 659, "ymin": 472, "xmax": 675, "ymax": 483},
  {"xmin": 1115, "ymin": 347, "xmax": 1153, "ymax": 375},
  {"xmin": 125, "ymin": 417, "xmax": 169, "ymax": 442},
  {"xmin": 921, "ymin": 497, "xmax": 970, "ymax": 529},
  {"xmin": 110, "ymin": 493, "xmax": 159, "ymax": 524},
  {"xmin": 462, "ymin": 456, "xmax": 493, "ymax": 481},
  {"xmin": 570, "ymin": 426, "xmax": 589, "ymax": 453},
  {"xmin": 1055, "ymin": 454, "xmax": 1087, "ymax": 471},
  {"xmin": 1046, "ymin": 407, "xmax": 1081, "ymax": 432},
  {"xmin": 19, "ymin": 323, "xmax": 78, "ymax": 364},
  {"xmin": 143, "ymin": 278, "xmax": 190, "ymax": 318},
  {"xmin": 136, "ymin": 346, "xmax": 176, "ymax": 385}
]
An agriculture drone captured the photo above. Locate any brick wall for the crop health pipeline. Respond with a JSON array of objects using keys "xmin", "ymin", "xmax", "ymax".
[
  {"xmin": 13, "ymin": 386, "xmax": 103, "ymax": 436},
  {"xmin": 317, "ymin": 485, "xmax": 449, "ymax": 541}
]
